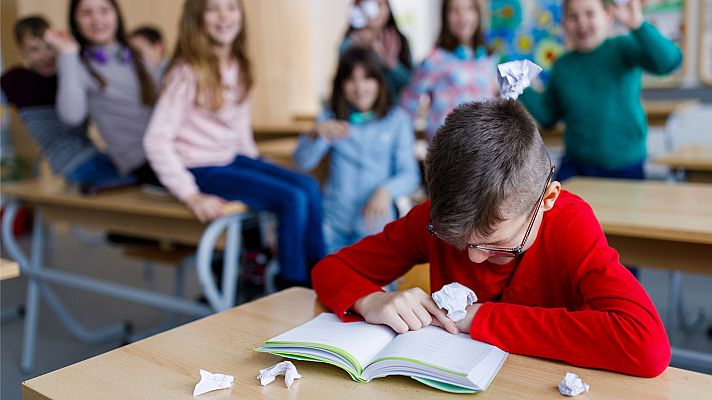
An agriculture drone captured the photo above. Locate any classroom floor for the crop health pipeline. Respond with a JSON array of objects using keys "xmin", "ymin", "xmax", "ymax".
[{"xmin": 1, "ymin": 228, "xmax": 712, "ymax": 400}]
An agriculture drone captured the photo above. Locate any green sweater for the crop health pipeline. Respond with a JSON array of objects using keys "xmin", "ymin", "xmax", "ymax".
[{"xmin": 520, "ymin": 22, "xmax": 682, "ymax": 169}]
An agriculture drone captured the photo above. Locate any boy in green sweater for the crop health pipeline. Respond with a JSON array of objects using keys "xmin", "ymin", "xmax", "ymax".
[{"xmin": 520, "ymin": 0, "xmax": 681, "ymax": 181}]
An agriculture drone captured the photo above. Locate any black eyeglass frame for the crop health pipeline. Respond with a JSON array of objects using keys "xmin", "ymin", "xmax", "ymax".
[{"xmin": 427, "ymin": 165, "xmax": 556, "ymax": 257}]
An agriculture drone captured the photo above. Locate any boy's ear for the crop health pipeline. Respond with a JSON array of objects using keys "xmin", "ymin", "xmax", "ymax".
[{"xmin": 541, "ymin": 181, "xmax": 561, "ymax": 212}]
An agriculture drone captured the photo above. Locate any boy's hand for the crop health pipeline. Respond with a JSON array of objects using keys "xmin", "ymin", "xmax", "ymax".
[
  {"xmin": 432, "ymin": 303, "xmax": 482, "ymax": 334},
  {"xmin": 44, "ymin": 29, "xmax": 80, "ymax": 54},
  {"xmin": 185, "ymin": 193, "xmax": 226, "ymax": 223},
  {"xmin": 352, "ymin": 288, "xmax": 459, "ymax": 334},
  {"xmin": 309, "ymin": 120, "xmax": 350, "ymax": 141},
  {"xmin": 363, "ymin": 186, "xmax": 392, "ymax": 232},
  {"xmin": 611, "ymin": 0, "xmax": 644, "ymax": 30}
]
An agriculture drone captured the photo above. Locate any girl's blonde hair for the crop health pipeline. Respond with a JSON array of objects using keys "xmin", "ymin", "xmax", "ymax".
[{"xmin": 168, "ymin": 0, "xmax": 253, "ymax": 111}]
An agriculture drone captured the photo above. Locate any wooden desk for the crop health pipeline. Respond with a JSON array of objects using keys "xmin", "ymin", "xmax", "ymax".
[
  {"xmin": 252, "ymin": 121, "xmax": 313, "ymax": 140},
  {"xmin": 257, "ymin": 137, "xmax": 298, "ymax": 168},
  {"xmin": 643, "ymin": 99, "xmax": 700, "ymax": 127},
  {"xmin": 1, "ymin": 181, "xmax": 266, "ymax": 373},
  {"xmin": 1, "ymin": 258, "xmax": 20, "ymax": 280},
  {"xmin": 22, "ymin": 288, "xmax": 712, "ymax": 400},
  {"xmin": 654, "ymin": 146, "xmax": 712, "ymax": 183},
  {"xmin": 563, "ymin": 178, "xmax": 712, "ymax": 275}
]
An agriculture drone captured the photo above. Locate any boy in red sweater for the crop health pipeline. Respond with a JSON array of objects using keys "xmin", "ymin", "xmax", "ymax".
[{"xmin": 312, "ymin": 99, "xmax": 670, "ymax": 377}]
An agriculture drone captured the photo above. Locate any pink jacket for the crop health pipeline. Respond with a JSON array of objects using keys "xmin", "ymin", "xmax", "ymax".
[{"xmin": 143, "ymin": 62, "xmax": 258, "ymax": 200}]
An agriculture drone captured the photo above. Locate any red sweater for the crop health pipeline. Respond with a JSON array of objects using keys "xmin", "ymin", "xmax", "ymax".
[{"xmin": 312, "ymin": 190, "xmax": 670, "ymax": 377}]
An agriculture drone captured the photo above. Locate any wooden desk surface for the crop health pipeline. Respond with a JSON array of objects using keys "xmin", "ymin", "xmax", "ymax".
[
  {"xmin": 22, "ymin": 288, "xmax": 712, "ymax": 400},
  {"xmin": 1, "ymin": 181, "xmax": 246, "ymax": 220},
  {"xmin": 654, "ymin": 146, "xmax": 712, "ymax": 171},
  {"xmin": 563, "ymin": 177, "xmax": 712, "ymax": 246},
  {"xmin": 256, "ymin": 137, "xmax": 298, "ymax": 159},
  {"xmin": 0, "ymin": 258, "xmax": 20, "ymax": 281}
]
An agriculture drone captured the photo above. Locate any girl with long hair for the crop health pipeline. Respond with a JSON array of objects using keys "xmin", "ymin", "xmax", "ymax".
[
  {"xmin": 143, "ymin": 0, "xmax": 325, "ymax": 286},
  {"xmin": 45, "ymin": 0, "xmax": 161, "ymax": 183}
]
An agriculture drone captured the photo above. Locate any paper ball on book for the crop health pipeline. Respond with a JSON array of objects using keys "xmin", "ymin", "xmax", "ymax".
[{"xmin": 432, "ymin": 282, "xmax": 478, "ymax": 322}]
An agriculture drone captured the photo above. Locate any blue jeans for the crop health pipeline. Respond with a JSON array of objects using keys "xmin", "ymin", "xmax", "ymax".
[
  {"xmin": 66, "ymin": 153, "xmax": 132, "ymax": 185},
  {"xmin": 556, "ymin": 156, "xmax": 645, "ymax": 182},
  {"xmin": 189, "ymin": 156, "xmax": 325, "ymax": 283}
]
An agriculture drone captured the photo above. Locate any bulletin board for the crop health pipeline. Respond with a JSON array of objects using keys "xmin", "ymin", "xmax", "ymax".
[
  {"xmin": 699, "ymin": 0, "xmax": 712, "ymax": 86},
  {"xmin": 486, "ymin": 0, "xmax": 565, "ymax": 85},
  {"xmin": 641, "ymin": 0, "xmax": 690, "ymax": 88}
]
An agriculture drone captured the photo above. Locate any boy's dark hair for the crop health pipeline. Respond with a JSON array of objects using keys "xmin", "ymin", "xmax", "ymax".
[
  {"xmin": 436, "ymin": 0, "xmax": 489, "ymax": 54},
  {"xmin": 130, "ymin": 25, "xmax": 163, "ymax": 45},
  {"xmin": 14, "ymin": 15, "xmax": 50, "ymax": 44},
  {"xmin": 424, "ymin": 99, "xmax": 551, "ymax": 249},
  {"xmin": 330, "ymin": 46, "xmax": 393, "ymax": 120}
]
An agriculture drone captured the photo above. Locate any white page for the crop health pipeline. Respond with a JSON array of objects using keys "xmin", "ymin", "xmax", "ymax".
[
  {"xmin": 370, "ymin": 326, "xmax": 496, "ymax": 375},
  {"xmin": 266, "ymin": 313, "xmax": 396, "ymax": 371}
]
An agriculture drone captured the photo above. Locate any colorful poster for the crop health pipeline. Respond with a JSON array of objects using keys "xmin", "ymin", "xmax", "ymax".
[{"xmin": 486, "ymin": 0, "xmax": 565, "ymax": 84}]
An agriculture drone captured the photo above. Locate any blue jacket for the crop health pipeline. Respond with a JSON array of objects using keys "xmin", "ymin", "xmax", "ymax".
[{"xmin": 294, "ymin": 107, "xmax": 420, "ymax": 237}]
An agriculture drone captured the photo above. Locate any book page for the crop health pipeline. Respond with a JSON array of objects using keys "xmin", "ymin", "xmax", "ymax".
[
  {"xmin": 266, "ymin": 313, "xmax": 396, "ymax": 372},
  {"xmin": 371, "ymin": 326, "xmax": 496, "ymax": 375}
]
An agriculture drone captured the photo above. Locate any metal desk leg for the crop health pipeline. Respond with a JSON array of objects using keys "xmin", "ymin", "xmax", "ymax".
[
  {"xmin": 1, "ymin": 202, "xmax": 127, "ymax": 373},
  {"xmin": 196, "ymin": 213, "xmax": 248, "ymax": 311}
]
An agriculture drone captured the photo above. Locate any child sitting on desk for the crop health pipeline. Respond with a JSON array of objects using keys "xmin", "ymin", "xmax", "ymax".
[
  {"xmin": 312, "ymin": 99, "xmax": 670, "ymax": 377},
  {"xmin": 1, "ymin": 15, "xmax": 128, "ymax": 188},
  {"xmin": 294, "ymin": 47, "xmax": 420, "ymax": 254},
  {"xmin": 144, "ymin": 0, "xmax": 325, "ymax": 287},
  {"xmin": 519, "ymin": 0, "xmax": 682, "ymax": 181}
]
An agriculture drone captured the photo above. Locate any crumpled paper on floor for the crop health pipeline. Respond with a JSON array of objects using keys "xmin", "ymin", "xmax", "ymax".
[
  {"xmin": 258, "ymin": 361, "xmax": 302, "ymax": 388},
  {"xmin": 432, "ymin": 282, "xmax": 478, "ymax": 322}
]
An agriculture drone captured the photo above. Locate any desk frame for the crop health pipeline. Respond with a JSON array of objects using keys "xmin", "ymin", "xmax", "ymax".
[{"xmin": 1, "ymin": 199, "xmax": 278, "ymax": 373}]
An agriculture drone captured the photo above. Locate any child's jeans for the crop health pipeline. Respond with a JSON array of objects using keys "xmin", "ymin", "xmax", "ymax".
[
  {"xmin": 189, "ymin": 156, "xmax": 326, "ymax": 284},
  {"xmin": 65, "ymin": 152, "xmax": 128, "ymax": 185},
  {"xmin": 556, "ymin": 156, "xmax": 645, "ymax": 182}
]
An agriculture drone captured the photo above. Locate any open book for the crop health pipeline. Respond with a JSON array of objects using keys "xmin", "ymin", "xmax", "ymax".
[{"xmin": 256, "ymin": 313, "xmax": 508, "ymax": 393}]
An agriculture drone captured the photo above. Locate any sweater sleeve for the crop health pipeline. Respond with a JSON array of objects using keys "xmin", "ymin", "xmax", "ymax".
[
  {"xmin": 470, "ymin": 202, "xmax": 670, "ymax": 378},
  {"xmin": 312, "ymin": 201, "xmax": 431, "ymax": 320},
  {"xmin": 381, "ymin": 109, "xmax": 420, "ymax": 198},
  {"xmin": 622, "ymin": 21, "xmax": 682, "ymax": 75},
  {"xmin": 56, "ymin": 52, "xmax": 90, "ymax": 126},
  {"xmin": 143, "ymin": 66, "xmax": 199, "ymax": 201},
  {"xmin": 519, "ymin": 67, "xmax": 563, "ymax": 129},
  {"xmin": 293, "ymin": 111, "xmax": 332, "ymax": 172}
]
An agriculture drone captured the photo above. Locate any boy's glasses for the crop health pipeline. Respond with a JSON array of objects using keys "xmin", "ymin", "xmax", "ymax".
[{"xmin": 427, "ymin": 165, "xmax": 555, "ymax": 258}]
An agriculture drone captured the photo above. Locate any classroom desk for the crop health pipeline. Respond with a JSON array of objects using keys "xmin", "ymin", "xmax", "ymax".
[
  {"xmin": 21, "ymin": 287, "xmax": 712, "ymax": 400},
  {"xmin": 256, "ymin": 137, "xmax": 299, "ymax": 167},
  {"xmin": 1, "ymin": 181, "xmax": 276, "ymax": 373},
  {"xmin": 563, "ymin": 177, "xmax": 712, "ymax": 275},
  {"xmin": 1, "ymin": 258, "xmax": 20, "ymax": 280},
  {"xmin": 653, "ymin": 146, "xmax": 712, "ymax": 183}
]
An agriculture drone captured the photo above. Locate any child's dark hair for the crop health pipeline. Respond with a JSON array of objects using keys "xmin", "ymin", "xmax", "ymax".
[
  {"xmin": 130, "ymin": 25, "xmax": 163, "ymax": 45},
  {"xmin": 436, "ymin": 0, "xmax": 489, "ymax": 53},
  {"xmin": 69, "ymin": 0, "xmax": 157, "ymax": 106},
  {"xmin": 344, "ymin": 0, "xmax": 413, "ymax": 70},
  {"xmin": 424, "ymin": 99, "xmax": 551, "ymax": 249},
  {"xmin": 330, "ymin": 47, "xmax": 393, "ymax": 120},
  {"xmin": 13, "ymin": 15, "xmax": 50, "ymax": 44}
]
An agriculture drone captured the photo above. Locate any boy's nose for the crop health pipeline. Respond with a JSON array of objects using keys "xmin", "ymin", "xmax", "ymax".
[{"xmin": 467, "ymin": 247, "xmax": 490, "ymax": 263}]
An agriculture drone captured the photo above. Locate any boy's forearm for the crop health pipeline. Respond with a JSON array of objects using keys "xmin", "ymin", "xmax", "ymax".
[{"xmin": 470, "ymin": 301, "xmax": 670, "ymax": 377}]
